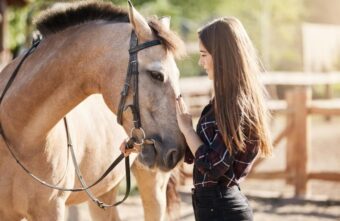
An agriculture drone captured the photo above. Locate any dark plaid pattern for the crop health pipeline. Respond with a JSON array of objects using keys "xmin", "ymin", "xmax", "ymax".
[{"xmin": 185, "ymin": 102, "xmax": 259, "ymax": 189}]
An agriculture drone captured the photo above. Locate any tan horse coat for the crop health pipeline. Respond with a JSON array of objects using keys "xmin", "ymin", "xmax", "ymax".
[{"xmin": 0, "ymin": 1, "xmax": 185, "ymax": 220}]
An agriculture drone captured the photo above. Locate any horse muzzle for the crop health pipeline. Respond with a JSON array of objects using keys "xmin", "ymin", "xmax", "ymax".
[{"xmin": 138, "ymin": 136, "xmax": 183, "ymax": 171}]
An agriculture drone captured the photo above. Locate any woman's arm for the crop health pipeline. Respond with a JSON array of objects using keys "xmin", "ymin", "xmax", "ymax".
[
  {"xmin": 176, "ymin": 96, "xmax": 234, "ymax": 179},
  {"xmin": 181, "ymin": 127, "xmax": 203, "ymax": 156}
]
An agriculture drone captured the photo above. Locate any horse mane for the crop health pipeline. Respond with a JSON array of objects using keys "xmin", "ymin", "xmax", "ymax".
[
  {"xmin": 35, "ymin": 1, "xmax": 129, "ymax": 37},
  {"xmin": 35, "ymin": 1, "xmax": 186, "ymax": 58}
]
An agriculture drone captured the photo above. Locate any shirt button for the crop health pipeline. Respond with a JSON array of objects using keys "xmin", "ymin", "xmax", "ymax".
[{"xmin": 210, "ymin": 208, "xmax": 214, "ymax": 212}]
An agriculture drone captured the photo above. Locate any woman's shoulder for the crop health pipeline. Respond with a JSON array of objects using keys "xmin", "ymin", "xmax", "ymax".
[
  {"xmin": 196, "ymin": 102, "xmax": 218, "ymax": 135},
  {"xmin": 199, "ymin": 100, "xmax": 214, "ymax": 120}
]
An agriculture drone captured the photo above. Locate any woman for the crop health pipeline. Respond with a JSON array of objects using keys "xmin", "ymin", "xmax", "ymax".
[{"xmin": 176, "ymin": 17, "xmax": 272, "ymax": 221}]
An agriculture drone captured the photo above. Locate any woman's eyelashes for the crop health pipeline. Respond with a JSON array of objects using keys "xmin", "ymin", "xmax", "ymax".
[{"xmin": 149, "ymin": 70, "xmax": 165, "ymax": 82}]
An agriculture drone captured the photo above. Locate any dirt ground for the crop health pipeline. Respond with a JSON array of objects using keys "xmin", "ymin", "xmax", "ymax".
[
  {"xmin": 66, "ymin": 191, "xmax": 340, "ymax": 221},
  {"xmin": 66, "ymin": 116, "xmax": 340, "ymax": 220}
]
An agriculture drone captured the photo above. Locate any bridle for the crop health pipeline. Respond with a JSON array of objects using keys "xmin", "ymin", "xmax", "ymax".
[
  {"xmin": 0, "ymin": 30, "xmax": 161, "ymax": 209},
  {"xmin": 117, "ymin": 31, "xmax": 161, "ymax": 147}
]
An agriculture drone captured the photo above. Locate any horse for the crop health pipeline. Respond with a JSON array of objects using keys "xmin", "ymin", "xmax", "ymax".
[
  {"xmin": 67, "ymin": 95, "xmax": 179, "ymax": 221},
  {"xmin": 0, "ymin": 1, "xmax": 186, "ymax": 220}
]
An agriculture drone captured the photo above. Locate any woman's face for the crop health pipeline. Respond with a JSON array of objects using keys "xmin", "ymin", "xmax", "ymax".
[{"xmin": 198, "ymin": 40, "xmax": 214, "ymax": 80}]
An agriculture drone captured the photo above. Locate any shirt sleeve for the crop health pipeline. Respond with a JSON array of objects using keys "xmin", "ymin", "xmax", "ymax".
[
  {"xmin": 194, "ymin": 131, "xmax": 234, "ymax": 179},
  {"xmin": 184, "ymin": 145, "xmax": 194, "ymax": 164},
  {"xmin": 233, "ymin": 138, "xmax": 259, "ymax": 181}
]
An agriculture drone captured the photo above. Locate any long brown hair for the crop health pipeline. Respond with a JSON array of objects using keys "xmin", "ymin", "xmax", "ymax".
[{"xmin": 198, "ymin": 17, "xmax": 272, "ymax": 157}]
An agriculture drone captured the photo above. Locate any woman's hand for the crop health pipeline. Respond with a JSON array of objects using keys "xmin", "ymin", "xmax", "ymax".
[
  {"xmin": 176, "ymin": 95, "xmax": 194, "ymax": 135},
  {"xmin": 119, "ymin": 139, "xmax": 141, "ymax": 157},
  {"xmin": 176, "ymin": 95, "xmax": 204, "ymax": 156}
]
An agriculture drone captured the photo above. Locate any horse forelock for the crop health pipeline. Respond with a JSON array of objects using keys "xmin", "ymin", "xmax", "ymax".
[
  {"xmin": 148, "ymin": 18, "xmax": 187, "ymax": 59},
  {"xmin": 34, "ymin": 1, "xmax": 129, "ymax": 37}
]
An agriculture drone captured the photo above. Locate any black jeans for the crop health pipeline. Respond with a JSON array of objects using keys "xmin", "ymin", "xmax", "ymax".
[{"xmin": 192, "ymin": 185, "xmax": 253, "ymax": 221}]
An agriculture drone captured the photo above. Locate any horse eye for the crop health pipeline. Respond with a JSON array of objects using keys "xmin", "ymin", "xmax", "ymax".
[{"xmin": 149, "ymin": 71, "xmax": 164, "ymax": 82}]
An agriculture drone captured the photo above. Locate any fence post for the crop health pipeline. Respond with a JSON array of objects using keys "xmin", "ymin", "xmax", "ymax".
[
  {"xmin": 325, "ymin": 83, "xmax": 332, "ymax": 121},
  {"xmin": 293, "ymin": 87, "xmax": 311, "ymax": 197},
  {"xmin": 285, "ymin": 90, "xmax": 295, "ymax": 185}
]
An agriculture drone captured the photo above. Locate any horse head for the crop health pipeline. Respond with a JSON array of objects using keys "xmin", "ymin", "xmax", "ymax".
[{"xmin": 100, "ymin": 2, "xmax": 187, "ymax": 171}]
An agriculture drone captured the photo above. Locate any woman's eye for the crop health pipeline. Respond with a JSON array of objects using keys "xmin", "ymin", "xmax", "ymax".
[{"xmin": 149, "ymin": 71, "xmax": 164, "ymax": 82}]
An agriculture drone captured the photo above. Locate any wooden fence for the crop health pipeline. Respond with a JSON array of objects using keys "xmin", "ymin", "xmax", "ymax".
[{"xmin": 179, "ymin": 72, "xmax": 340, "ymax": 197}]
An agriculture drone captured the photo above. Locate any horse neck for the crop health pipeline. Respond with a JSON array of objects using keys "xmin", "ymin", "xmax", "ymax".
[{"xmin": 0, "ymin": 22, "xmax": 131, "ymax": 149}]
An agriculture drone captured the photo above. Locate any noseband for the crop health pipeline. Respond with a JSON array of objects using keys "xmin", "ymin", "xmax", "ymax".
[{"xmin": 0, "ymin": 30, "xmax": 162, "ymax": 209}]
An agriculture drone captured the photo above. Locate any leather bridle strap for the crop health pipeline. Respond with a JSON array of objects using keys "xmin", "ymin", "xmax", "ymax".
[
  {"xmin": 63, "ymin": 117, "xmax": 131, "ymax": 208},
  {"xmin": 117, "ymin": 31, "xmax": 161, "ymax": 128},
  {"xmin": 0, "ymin": 38, "xmax": 41, "ymax": 104},
  {"xmin": 0, "ymin": 117, "xmax": 128, "ymax": 193},
  {"xmin": 128, "ymin": 38, "xmax": 162, "ymax": 54}
]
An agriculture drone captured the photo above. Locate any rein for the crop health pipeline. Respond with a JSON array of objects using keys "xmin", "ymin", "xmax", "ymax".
[{"xmin": 0, "ymin": 30, "xmax": 161, "ymax": 209}]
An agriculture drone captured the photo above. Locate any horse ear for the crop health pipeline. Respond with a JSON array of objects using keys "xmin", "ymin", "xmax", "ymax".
[
  {"xmin": 128, "ymin": 0, "xmax": 153, "ymax": 41},
  {"xmin": 159, "ymin": 16, "xmax": 171, "ymax": 31}
]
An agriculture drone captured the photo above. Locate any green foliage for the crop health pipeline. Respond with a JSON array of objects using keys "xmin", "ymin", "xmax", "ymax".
[
  {"xmin": 7, "ymin": 6, "xmax": 30, "ymax": 53},
  {"xmin": 177, "ymin": 53, "xmax": 203, "ymax": 77},
  {"xmin": 168, "ymin": 0, "xmax": 220, "ymax": 19},
  {"xmin": 333, "ymin": 83, "xmax": 340, "ymax": 97},
  {"xmin": 7, "ymin": 0, "xmax": 51, "ymax": 53}
]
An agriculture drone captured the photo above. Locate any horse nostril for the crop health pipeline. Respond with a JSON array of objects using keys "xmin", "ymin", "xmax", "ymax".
[
  {"xmin": 165, "ymin": 149, "xmax": 179, "ymax": 169},
  {"xmin": 140, "ymin": 144, "xmax": 156, "ymax": 167}
]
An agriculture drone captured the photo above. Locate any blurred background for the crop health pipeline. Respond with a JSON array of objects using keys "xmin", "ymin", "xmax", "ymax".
[
  {"xmin": 2, "ymin": 0, "xmax": 340, "ymax": 74},
  {"xmin": 1, "ymin": 0, "xmax": 339, "ymax": 220}
]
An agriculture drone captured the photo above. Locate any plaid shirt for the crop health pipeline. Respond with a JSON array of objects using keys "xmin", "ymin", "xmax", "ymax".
[{"xmin": 184, "ymin": 102, "xmax": 259, "ymax": 189}]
